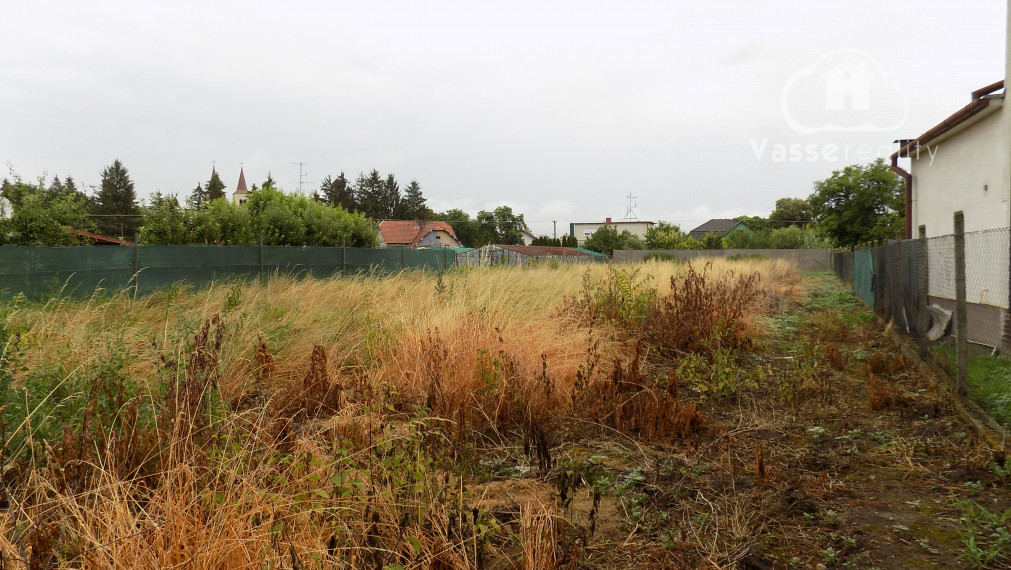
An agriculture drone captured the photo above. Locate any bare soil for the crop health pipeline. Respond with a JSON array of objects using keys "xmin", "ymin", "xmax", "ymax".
[{"xmin": 463, "ymin": 275, "xmax": 1011, "ymax": 569}]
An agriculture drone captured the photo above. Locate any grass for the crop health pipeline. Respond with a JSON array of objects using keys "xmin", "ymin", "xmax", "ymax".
[
  {"xmin": 932, "ymin": 342, "xmax": 1011, "ymax": 427},
  {"xmin": 2, "ymin": 258, "xmax": 1009, "ymax": 568}
]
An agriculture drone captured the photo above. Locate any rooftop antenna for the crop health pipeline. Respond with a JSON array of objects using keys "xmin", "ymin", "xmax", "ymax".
[{"xmin": 623, "ymin": 192, "xmax": 640, "ymax": 221}]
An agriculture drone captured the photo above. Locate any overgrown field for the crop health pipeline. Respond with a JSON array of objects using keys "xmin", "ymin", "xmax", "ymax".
[{"xmin": 2, "ymin": 261, "xmax": 1010, "ymax": 568}]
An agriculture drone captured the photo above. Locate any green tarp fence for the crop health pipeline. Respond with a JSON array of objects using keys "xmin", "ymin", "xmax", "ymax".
[
  {"xmin": 0, "ymin": 245, "xmax": 456, "ymax": 298},
  {"xmin": 852, "ymin": 248, "xmax": 874, "ymax": 307}
]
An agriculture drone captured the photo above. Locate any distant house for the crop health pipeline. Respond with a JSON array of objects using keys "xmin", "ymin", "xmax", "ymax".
[
  {"xmin": 379, "ymin": 220, "xmax": 461, "ymax": 248},
  {"xmin": 688, "ymin": 219, "xmax": 751, "ymax": 240},
  {"xmin": 520, "ymin": 228, "xmax": 537, "ymax": 245},
  {"xmin": 569, "ymin": 218, "xmax": 655, "ymax": 246},
  {"xmin": 232, "ymin": 167, "xmax": 250, "ymax": 206}
]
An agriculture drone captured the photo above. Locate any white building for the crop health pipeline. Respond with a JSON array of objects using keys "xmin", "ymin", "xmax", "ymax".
[
  {"xmin": 569, "ymin": 218, "xmax": 654, "ymax": 246},
  {"xmin": 889, "ymin": 8, "xmax": 1011, "ymax": 347}
]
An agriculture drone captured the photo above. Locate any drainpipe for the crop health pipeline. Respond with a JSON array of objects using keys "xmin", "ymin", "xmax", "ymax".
[{"xmin": 890, "ymin": 154, "xmax": 913, "ymax": 240}]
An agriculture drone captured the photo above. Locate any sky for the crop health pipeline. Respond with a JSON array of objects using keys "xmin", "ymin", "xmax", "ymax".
[{"xmin": 1, "ymin": 1, "xmax": 1007, "ymax": 237}]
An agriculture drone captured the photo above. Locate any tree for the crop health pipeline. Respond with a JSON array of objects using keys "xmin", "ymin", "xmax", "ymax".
[
  {"xmin": 261, "ymin": 173, "xmax": 277, "ymax": 190},
  {"xmin": 768, "ymin": 198, "xmax": 813, "ymax": 228},
  {"xmin": 140, "ymin": 193, "xmax": 188, "ymax": 245},
  {"xmin": 355, "ymin": 170, "xmax": 386, "ymax": 219},
  {"xmin": 734, "ymin": 215, "xmax": 770, "ymax": 233},
  {"xmin": 94, "ymin": 159, "xmax": 140, "ymax": 237},
  {"xmin": 205, "ymin": 169, "xmax": 226, "ymax": 202},
  {"xmin": 187, "ymin": 183, "xmax": 206, "ymax": 210},
  {"xmin": 435, "ymin": 209, "xmax": 479, "ymax": 247},
  {"xmin": 384, "ymin": 174, "xmax": 402, "ymax": 219},
  {"xmin": 0, "ymin": 172, "xmax": 94, "ymax": 245},
  {"xmin": 645, "ymin": 221, "xmax": 686, "ymax": 249},
  {"xmin": 808, "ymin": 159, "xmax": 904, "ymax": 248},
  {"xmin": 583, "ymin": 225, "xmax": 645, "ymax": 255},
  {"xmin": 401, "ymin": 180, "xmax": 431, "ymax": 220},
  {"xmin": 315, "ymin": 173, "xmax": 356, "ymax": 212},
  {"xmin": 475, "ymin": 206, "xmax": 526, "ymax": 245}
]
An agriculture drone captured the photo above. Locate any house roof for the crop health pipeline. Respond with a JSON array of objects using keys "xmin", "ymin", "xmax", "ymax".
[
  {"xmin": 689, "ymin": 219, "xmax": 744, "ymax": 237},
  {"xmin": 234, "ymin": 167, "xmax": 249, "ymax": 195},
  {"xmin": 492, "ymin": 245, "xmax": 590, "ymax": 257},
  {"xmin": 379, "ymin": 220, "xmax": 459, "ymax": 246},
  {"xmin": 892, "ymin": 80, "xmax": 1005, "ymax": 159},
  {"xmin": 69, "ymin": 228, "xmax": 135, "ymax": 246}
]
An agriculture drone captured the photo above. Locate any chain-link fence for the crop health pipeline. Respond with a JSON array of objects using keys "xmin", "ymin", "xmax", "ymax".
[
  {"xmin": 833, "ymin": 226, "xmax": 1011, "ymax": 352},
  {"xmin": 0, "ymin": 245, "xmax": 459, "ymax": 299}
]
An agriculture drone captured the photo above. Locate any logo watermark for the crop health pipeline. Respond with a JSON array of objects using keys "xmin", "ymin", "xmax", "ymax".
[{"xmin": 780, "ymin": 49, "xmax": 908, "ymax": 134}]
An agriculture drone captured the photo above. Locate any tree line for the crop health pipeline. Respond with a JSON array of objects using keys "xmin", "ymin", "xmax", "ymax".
[
  {"xmin": 1, "ymin": 157, "xmax": 903, "ymax": 250},
  {"xmin": 579, "ymin": 158, "xmax": 903, "ymax": 254}
]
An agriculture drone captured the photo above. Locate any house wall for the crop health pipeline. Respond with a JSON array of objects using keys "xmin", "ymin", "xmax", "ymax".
[
  {"xmin": 570, "ymin": 222, "xmax": 653, "ymax": 246},
  {"xmin": 416, "ymin": 230, "xmax": 460, "ymax": 248},
  {"xmin": 911, "ymin": 103, "xmax": 1010, "ymax": 236}
]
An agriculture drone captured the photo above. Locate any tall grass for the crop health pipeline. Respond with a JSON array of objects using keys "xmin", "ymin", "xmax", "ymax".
[{"xmin": 0, "ymin": 259, "xmax": 796, "ymax": 567}]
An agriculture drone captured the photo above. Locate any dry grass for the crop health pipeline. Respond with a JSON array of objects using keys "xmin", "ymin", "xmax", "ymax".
[{"xmin": 0, "ymin": 258, "xmax": 798, "ymax": 567}]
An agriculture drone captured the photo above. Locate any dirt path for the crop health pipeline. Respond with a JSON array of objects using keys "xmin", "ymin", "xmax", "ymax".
[{"xmin": 466, "ymin": 274, "xmax": 1011, "ymax": 569}]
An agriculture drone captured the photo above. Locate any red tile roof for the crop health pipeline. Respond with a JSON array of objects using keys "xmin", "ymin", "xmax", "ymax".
[
  {"xmin": 68, "ymin": 228, "xmax": 135, "ymax": 246},
  {"xmin": 379, "ymin": 221, "xmax": 459, "ymax": 246}
]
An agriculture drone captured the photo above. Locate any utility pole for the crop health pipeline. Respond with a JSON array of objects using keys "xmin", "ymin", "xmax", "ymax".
[
  {"xmin": 293, "ymin": 161, "xmax": 309, "ymax": 193},
  {"xmin": 553, "ymin": 221, "xmax": 557, "ymax": 240}
]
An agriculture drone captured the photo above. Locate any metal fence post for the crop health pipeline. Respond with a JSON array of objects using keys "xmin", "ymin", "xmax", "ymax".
[
  {"xmin": 259, "ymin": 234, "xmax": 265, "ymax": 283},
  {"xmin": 954, "ymin": 211, "xmax": 968, "ymax": 395},
  {"xmin": 917, "ymin": 225, "xmax": 928, "ymax": 357},
  {"xmin": 133, "ymin": 232, "xmax": 140, "ymax": 295}
]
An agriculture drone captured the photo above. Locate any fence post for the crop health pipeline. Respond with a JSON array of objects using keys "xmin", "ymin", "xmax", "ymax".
[
  {"xmin": 917, "ymin": 225, "xmax": 928, "ymax": 357},
  {"xmin": 342, "ymin": 245, "xmax": 346, "ymax": 275},
  {"xmin": 259, "ymin": 234, "xmax": 265, "ymax": 283},
  {"xmin": 954, "ymin": 211, "xmax": 968, "ymax": 395},
  {"xmin": 895, "ymin": 231, "xmax": 907, "ymax": 333},
  {"xmin": 132, "ymin": 232, "xmax": 140, "ymax": 295}
]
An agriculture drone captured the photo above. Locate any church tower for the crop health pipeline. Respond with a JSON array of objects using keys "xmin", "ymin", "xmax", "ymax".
[{"xmin": 232, "ymin": 167, "xmax": 249, "ymax": 206}]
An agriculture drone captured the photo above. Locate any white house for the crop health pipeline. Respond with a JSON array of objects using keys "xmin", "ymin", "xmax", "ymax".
[
  {"xmin": 889, "ymin": 8, "xmax": 1011, "ymax": 347},
  {"xmin": 569, "ymin": 218, "xmax": 654, "ymax": 246}
]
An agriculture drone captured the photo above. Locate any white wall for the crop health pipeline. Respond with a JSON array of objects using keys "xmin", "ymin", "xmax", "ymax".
[
  {"xmin": 911, "ymin": 102, "xmax": 1010, "ymax": 236},
  {"xmin": 570, "ymin": 222, "xmax": 653, "ymax": 245}
]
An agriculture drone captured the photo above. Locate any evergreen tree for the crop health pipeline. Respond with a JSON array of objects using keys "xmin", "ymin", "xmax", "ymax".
[
  {"xmin": 94, "ymin": 159, "xmax": 140, "ymax": 237},
  {"xmin": 205, "ymin": 169, "xmax": 226, "ymax": 201},
  {"xmin": 384, "ymin": 174, "xmax": 402, "ymax": 219},
  {"xmin": 317, "ymin": 173, "xmax": 356, "ymax": 211},
  {"xmin": 262, "ymin": 173, "xmax": 276, "ymax": 190},
  {"xmin": 187, "ymin": 183, "xmax": 206, "ymax": 210},
  {"xmin": 354, "ymin": 169, "xmax": 386, "ymax": 219},
  {"xmin": 402, "ymin": 180, "xmax": 431, "ymax": 220}
]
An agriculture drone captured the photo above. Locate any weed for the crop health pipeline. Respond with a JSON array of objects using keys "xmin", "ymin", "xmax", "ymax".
[{"xmin": 952, "ymin": 497, "xmax": 1011, "ymax": 568}]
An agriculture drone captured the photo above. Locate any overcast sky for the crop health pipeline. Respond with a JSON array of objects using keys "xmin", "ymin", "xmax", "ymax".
[{"xmin": 1, "ymin": 1, "xmax": 1006, "ymax": 236}]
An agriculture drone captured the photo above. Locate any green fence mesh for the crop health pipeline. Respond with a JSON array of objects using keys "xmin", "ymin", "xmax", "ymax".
[{"xmin": 0, "ymin": 245, "xmax": 455, "ymax": 299}]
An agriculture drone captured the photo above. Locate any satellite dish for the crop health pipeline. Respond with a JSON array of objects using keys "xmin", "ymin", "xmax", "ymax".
[{"xmin": 0, "ymin": 197, "xmax": 11, "ymax": 220}]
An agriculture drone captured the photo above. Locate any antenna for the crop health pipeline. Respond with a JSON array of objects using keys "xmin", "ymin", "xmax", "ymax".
[
  {"xmin": 623, "ymin": 193, "xmax": 639, "ymax": 221},
  {"xmin": 293, "ymin": 161, "xmax": 310, "ymax": 193}
]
